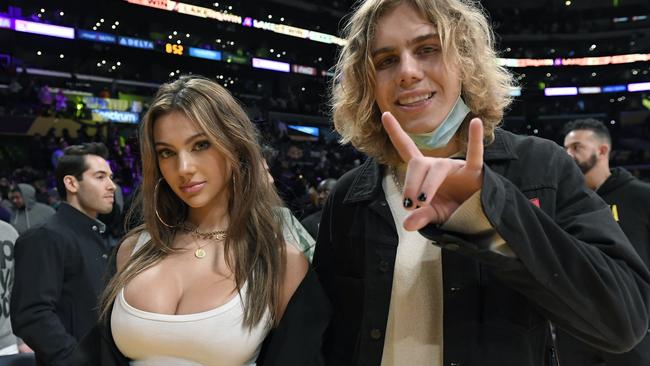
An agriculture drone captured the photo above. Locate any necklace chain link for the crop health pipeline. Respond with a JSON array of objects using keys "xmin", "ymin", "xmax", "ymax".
[{"xmin": 181, "ymin": 224, "xmax": 227, "ymax": 259}]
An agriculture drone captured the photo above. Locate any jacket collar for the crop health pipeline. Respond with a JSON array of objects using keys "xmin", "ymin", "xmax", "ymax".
[
  {"xmin": 343, "ymin": 128, "xmax": 518, "ymax": 204},
  {"xmin": 58, "ymin": 202, "xmax": 107, "ymax": 234}
]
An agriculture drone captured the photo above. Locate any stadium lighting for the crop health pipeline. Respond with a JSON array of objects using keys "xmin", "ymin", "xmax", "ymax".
[
  {"xmin": 544, "ymin": 87, "xmax": 578, "ymax": 96},
  {"xmin": 628, "ymin": 82, "xmax": 650, "ymax": 92},
  {"xmin": 14, "ymin": 19, "xmax": 75, "ymax": 39}
]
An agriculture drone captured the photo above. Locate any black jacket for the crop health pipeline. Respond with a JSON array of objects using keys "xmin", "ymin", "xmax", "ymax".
[
  {"xmin": 313, "ymin": 129, "xmax": 650, "ymax": 366},
  {"xmin": 71, "ymin": 269, "xmax": 330, "ymax": 366},
  {"xmin": 598, "ymin": 167, "xmax": 650, "ymax": 266},
  {"xmin": 11, "ymin": 203, "xmax": 112, "ymax": 366},
  {"xmin": 557, "ymin": 167, "xmax": 650, "ymax": 365}
]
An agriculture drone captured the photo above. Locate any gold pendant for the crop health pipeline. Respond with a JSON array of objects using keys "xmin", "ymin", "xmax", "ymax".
[{"xmin": 194, "ymin": 248, "xmax": 206, "ymax": 258}]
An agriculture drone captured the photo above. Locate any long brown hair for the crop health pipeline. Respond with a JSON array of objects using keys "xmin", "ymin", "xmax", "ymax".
[
  {"xmin": 100, "ymin": 75, "xmax": 286, "ymax": 328},
  {"xmin": 332, "ymin": 0, "xmax": 516, "ymax": 165}
]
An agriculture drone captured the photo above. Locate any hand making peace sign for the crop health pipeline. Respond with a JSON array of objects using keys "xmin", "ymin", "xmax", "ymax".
[{"xmin": 381, "ymin": 111, "xmax": 485, "ymax": 231}]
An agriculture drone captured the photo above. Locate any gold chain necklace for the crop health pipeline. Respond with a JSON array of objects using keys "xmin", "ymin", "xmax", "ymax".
[{"xmin": 181, "ymin": 224, "xmax": 227, "ymax": 259}]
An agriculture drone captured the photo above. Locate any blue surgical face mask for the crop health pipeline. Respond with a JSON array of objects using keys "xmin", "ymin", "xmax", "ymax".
[{"xmin": 406, "ymin": 96, "xmax": 470, "ymax": 150}]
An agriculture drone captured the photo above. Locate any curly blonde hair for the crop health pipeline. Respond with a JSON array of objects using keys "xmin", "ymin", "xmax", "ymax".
[{"xmin": 331, "ymin": 0, "xmax": 516, "ymax": 165}]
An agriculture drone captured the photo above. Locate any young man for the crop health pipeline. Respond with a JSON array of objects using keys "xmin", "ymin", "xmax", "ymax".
[
  {"xmin": 561, "ymin": 118, "xmax": 650, "ymax": 365},
  {"xmin": 11, "ymin": 143, "xmax": 116, "ymax": 366},
  {"xmin": 313, "ymin": 1, "xmax": 650, "ymax": 365}
]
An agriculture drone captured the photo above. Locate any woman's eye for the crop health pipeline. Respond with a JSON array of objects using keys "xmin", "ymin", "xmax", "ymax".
[
  {"xmin": 158, "ymin": 150, "xmax": 174, "ymax": 158},
  {"xmin": 194, "ymin": 141, "xmax": 211, "ymax": 151}
]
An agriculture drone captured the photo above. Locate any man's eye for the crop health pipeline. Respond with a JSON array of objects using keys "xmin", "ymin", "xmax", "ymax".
[
  {"xmin": 418, "ymin": 46, "xmax": 439, "ymax": 54},
  {"xmin": 376, "ymin": 57, "xmax": 397, "ymax": 69}
]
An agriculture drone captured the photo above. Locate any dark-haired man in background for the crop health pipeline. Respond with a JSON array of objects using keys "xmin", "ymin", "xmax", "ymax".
[
  {"xmin": 561, "ymin": 118, "xmax": 650, "ymax": 365},
  {"xmin": 11, "ymin": 142, "xmax": 116, "ymax": 366}
]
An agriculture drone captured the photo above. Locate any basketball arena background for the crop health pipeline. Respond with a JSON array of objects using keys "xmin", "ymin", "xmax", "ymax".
[{"xmin": 0, "ymin": 0, "xmax": 649, "ymax": 211}]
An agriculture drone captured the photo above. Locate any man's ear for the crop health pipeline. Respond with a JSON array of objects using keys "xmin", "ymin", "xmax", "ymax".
[
  {"xmin": 63, "ymin": 175, "xmax": 78, "ymax": 194},
  {"xmin": 599, "ymin": 143, "xmax": 610, "ymax": 159}
]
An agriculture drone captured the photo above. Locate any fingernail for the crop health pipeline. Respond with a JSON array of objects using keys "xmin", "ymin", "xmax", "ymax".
[
  {"xmin": 417, "ymin": 192, "xmax": 427, "ymax": 202},
  {"xmin": 403, "ymin": 198, "xmax": 413, "ymax": 208}
]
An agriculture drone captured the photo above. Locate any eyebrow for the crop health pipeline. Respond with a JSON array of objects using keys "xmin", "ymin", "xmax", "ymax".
[
  {"xmin": 155, "ymin": 132, "xmax": 208, "ymax": 147},
  {"xmin": 92, "ymin": 170, "xmax": 113, "ymax": 177},
  {"xmin": 371, "ymin": 32, "xmax": 439, "ymax": 58}
]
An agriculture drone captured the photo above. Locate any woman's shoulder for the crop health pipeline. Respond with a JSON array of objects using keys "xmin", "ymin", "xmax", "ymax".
[{"xmin": 116, "ymin": 229, "xmax": 150, "ymax": 271}]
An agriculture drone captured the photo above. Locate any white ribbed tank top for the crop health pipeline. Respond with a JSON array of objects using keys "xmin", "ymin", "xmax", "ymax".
[{"xmin": 111, "ymin": 233, "xmax": 271, "ymax": 366}]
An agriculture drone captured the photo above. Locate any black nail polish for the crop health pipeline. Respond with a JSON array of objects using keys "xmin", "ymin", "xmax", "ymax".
[
  {"xmin": 403, "ymin": 198, "xmax": 413, "ymax": 208},
  {"xmin": 417, "ymin": 192, "xmax": 427, "ymax": 202}
]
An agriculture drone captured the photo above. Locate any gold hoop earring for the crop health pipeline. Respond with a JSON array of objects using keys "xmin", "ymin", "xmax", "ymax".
[{"xmin": 154, "ymin": 178, "xmax": 175, "ymax": 228}]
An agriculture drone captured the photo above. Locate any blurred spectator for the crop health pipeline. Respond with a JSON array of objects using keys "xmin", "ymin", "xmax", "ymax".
[
  {"xmin": 0, "ymin": 177, "xmax": 9, "ymax": 201},
  {"xmin": 7, "ymin": 78, "xmax": 22, "ymax": 115},
  {"xmin": 54, "ymin": 90, "xmax": 67, "ymax": 116},
  {"xmin": 28, "ymin": 181, "xmax": 48, "ymax": 207},
  {"xmin": 61, "ymin": 129, "xmax": 74, "ymax": 145},
  {"xmin": 38, "ymin": 85, "xmax": 52, "ymax": 116},
  {"xmin": 50, "ymin": 138, "xmax": 69, "ymax": 168},
  {"xmin": 7, "ymin": 184, "xmax": 55, "ymax": 234},
  {"xmin": 46, "ymin": 188, "xmax": 61, "ymax": 211},
  {"xmin": 98, "ymin": 88, "xmax": 110, "ymax": 99},
  {"xmin": 301, "ymin": 178, "xmax": 337, "ymax": 239},
  {"xmin": 0, "ymin": 220, "xmax": 25, "ymax": 355}
]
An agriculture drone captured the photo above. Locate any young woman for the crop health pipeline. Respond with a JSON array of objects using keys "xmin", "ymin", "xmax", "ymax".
[{"xmin": 73, "ymin": 75, "xmax": 329, "ymax": 366}]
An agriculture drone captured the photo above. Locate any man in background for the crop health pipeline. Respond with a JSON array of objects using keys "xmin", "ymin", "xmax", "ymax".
[
  {"xmin": 11, "ymin": 143, "xmax": 116, "ymax": 366},
  {"xmin": 562, "ymin": 118, "xmax": 650, "ymax": 365}
]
